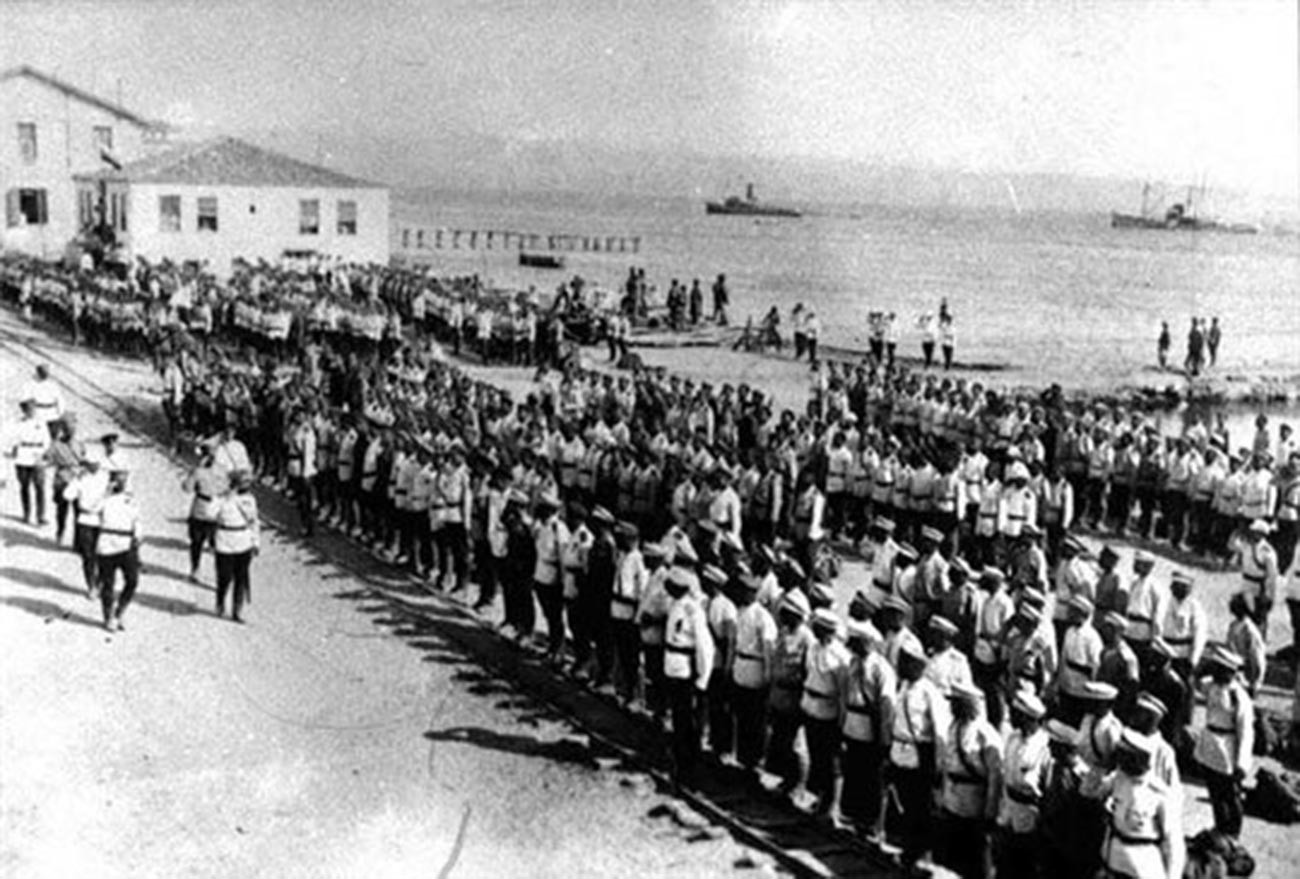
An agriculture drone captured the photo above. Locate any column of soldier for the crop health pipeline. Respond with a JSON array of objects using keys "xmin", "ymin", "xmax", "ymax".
[{"xmin": 9, "ymin": 256, "xmax": 1299, "ymax": 879}]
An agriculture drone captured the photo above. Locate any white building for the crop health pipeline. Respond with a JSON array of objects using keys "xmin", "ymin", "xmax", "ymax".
[
  {"xmin": 0, "ymin": 65, "xmax": 170, "ymax": 258},
  {"xmin": 75, "ymin": 137, "xmax": 390, "ymax": 271}
]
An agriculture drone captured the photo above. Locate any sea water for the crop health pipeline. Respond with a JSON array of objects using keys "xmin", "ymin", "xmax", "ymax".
[{"xmin": 393, "ymin": 189, "xmax": 1300, "ymax": 390}]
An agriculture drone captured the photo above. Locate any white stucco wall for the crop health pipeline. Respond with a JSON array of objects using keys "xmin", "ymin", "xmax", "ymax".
[
  {"xmin": 100, "ymin": 183, "xmax": 390, "ymax": 272},
  {"xmin": 0, "ymin": 75, "xmax": 162, "ymax": 258}
]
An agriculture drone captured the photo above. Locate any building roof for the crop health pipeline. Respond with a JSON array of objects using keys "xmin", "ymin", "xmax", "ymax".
[
  {"xmin": 0, "ymin": 65, "xmax": 168, "ymax": 131},
  {"xmin": 74, "ymin": 137, "xmax": 384, "ymax": 190}
]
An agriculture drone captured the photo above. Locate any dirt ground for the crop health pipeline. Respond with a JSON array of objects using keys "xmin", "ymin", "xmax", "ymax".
[
  {"xmin": 0, "ymin": 312, "xmax": 781, "ymax": 879},
  {"xmin": 3, "ymin": 306, "xmax": 1298, "ymax": 878}
]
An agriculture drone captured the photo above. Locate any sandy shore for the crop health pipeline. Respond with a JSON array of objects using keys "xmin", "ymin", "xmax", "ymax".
[{"xmin": 625, "ymin": 324, "xmax": 1300, "ymax": 415}]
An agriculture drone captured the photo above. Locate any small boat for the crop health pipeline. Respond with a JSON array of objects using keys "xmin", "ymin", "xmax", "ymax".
[
  {"xmin": 519, "ymin": 252, "xmax": 564, "ymax": 269},
  {"xmin": 705, "ymin": 183, "xmax": 801, "ymax": 218}
]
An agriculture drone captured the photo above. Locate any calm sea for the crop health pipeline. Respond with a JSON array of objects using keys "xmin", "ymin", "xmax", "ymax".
[{"xmin": 392, "ymin": 190, "xmax": 1300, "ymax": 392}]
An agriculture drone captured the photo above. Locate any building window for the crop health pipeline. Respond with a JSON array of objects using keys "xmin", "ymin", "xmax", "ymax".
[
  {"xmin": 416, "ymin": 229, "xmax": 425, "ymax": 249},
  {"xmin": 299, "ymin": 199, "xmax": 320, "ymax": 235},
  {"xmin": 93, "ymin": 126, "xmax": 113, "ymax": 152},
  {"xmin": 337, "ymin": 200, "xmax": 357, "ymax": 235},
  {"xmin": 17, "ymin": 123, "xmax": 37, "ymax": 164},
  {"xmin": 159, "ymin": 195, "xmax": 181, "ymax": 233},
  {"xmin": 5, "ymin": 188, "xmax": 49, "ymax": 226},
  {"xmin": 116, "ymin": 193, "xmax": 128, "ymax": 232},
  {"xmin": 402, "ymin": 229, "xmax": 410, "ymax": 249},
  {"xmin": 197, "ymin": 197, "xmax": 218, "ymax": 232}
]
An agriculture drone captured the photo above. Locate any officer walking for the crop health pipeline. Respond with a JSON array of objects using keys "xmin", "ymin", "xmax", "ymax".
[
  {"xmin": 213, "ymin": 470, "xmax": 260, "ymax": 622},
  {"xmin": 182, "ymin": 439, "xmax": 226, "ymax": 582},
  {"xmin": 95, "ymin": 469, "xmax": 141, "ymax": 632},
  {"xmin": 63, "ymin": 455, "xmax": 108, "ymax": 596}
]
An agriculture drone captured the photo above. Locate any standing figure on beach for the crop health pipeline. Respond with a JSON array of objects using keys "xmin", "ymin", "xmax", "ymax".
[
  {"xmin": 1207, "ymin": 317, "xmax": 1222, "ymax": 366},
  {"xmin": 688, "ymin": 279, "xmax": 703, "ymax": 326},
  {"xmin": 1157, "ymin": 321, "xmax": 1171, "ymax": 370},
  {"xmin": 1184, "ymin": 318, "xmax": 1204, "ymax": 377},
  {"xmin": 791, "ymin": 304, "xmax": 806, "ymax": 360},
  {"xmin": 918, "ymin": 312, "xmax": 936, "ymax": 369},
  {"xmin": 805, "ymin": 310, "xmax": 820, "ymax": 363},
  {"xmin": 940, "ymin": 315, "xmax": 955, "ymax": 370},
  {"xmin": 884, "ymin": 312, "xmax": 899, "ymax": 370},
  {"xmin": 711, "ymin": 274, "xmax": 729, "ymax": 326}
]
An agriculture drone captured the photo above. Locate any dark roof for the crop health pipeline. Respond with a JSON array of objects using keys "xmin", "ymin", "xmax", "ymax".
[
  {"xmin": 0, "ymin": 65, "xmax": 168, "ymax": 131},
  {"xmin": 75, "ymin": 137, "xmax": 384, "ymax": 190}
]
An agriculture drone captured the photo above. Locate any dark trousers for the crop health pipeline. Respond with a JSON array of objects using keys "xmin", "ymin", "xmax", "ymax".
[
  {"xmin": 215, "ymin": 550, "xmax": 253, "ymax": 619},
  {"xmin": 188, "ymin": 518, "xmax": 216, "ymax": 575},
  {"xmin": 732, "ymin": 684, "xmax": 768, "ymax": 769},
  {"xmin": 667, "ymin": 677, "xmax": 701, "ymax": 777},
  {"xmin": 643, "ymin": 643, "xmax": 667, "ymax": 717},
  {"xmin": 707, "ymin": 668, "xmax": 734, "ymax": 757},
  {"xmin": 942, "ymin": 344, "xmax": 953, "ymax": 370},
  {"xmin": 291, "ymin": 475, "xmax": 315, "ymax": 534},
  {"xmin": 765, "ymin": 707, "xmax": 805, "ymax": 789},
  {"xmin": 504, "ymin": 570, "xmax": 535, "ymax": 635},
  {"xmin": 890, "ymin": 758, "xmax": 936, "ymax": 864},
  {"xmin": 98, "ymin": 550, "xmax": 140, "ymax": 623},
  {"xmin": 940, "ymin": 812, "xmax": 989, "ymax": 879},
  {"xmin": 804, "ymin": 715, "xmax": 841, "ymax": 802},
  {"xmin": 612, "ymin": 619, "xmax": 639, "ymax": 697},
  {"xmin": 1205, "ymin": 769, "xmax": 1244, "ymax": 837},
  {"xmin": 15, "ymin": 465, "xmax": 45, "ymax": 523},
  {"xmin": 438, "ymin": 523, "xmax": 469, "ymax": 589},
  {"xmin": 53, "ymin": 485, "xmax": 71, "ymax": 541},
  {"xmin": 74, "ymin": 523, "xmax": 100, "ymax": 592},
  {"xmin": 997, "ymin": 830, "xmax": 1039, "ymax": 879},
  {"xmin": 1289, "ymin": 600, "xmax": 1300, "ymax": 655},
  {"xmin": 474, "ymin": 547, "xmax": 500, "ymax": 606},
  {"xmin": 973, "ymin": 660, "xmax": 1006, "ymax": 727},
  {"xmin": 533, "ymin": 579, "xmax": 566, "ymax": 655},
  {"xmin": 1275, "ymin": 519, "xmax": 1299, "ymax": 578},
  {"xmin": 841, "ymin": 739, "xmax": 884, "ymax": 827},
  {"xmin": 922, "ymin": 341, "xmax": 935, "ymax": 368}
]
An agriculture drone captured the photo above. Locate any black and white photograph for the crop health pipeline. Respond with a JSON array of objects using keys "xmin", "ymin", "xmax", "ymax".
[{"xmin": 1, "ymin": 2, "xmax": 1297, "ymax": 877}]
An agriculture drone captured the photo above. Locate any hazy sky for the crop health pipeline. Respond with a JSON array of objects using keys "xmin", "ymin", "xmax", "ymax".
[{"xmin": 4, "ymin": 0, "xmax": 1296, "ymax": 195}]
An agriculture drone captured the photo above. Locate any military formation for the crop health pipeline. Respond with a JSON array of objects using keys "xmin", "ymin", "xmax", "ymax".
[{"xmin": 5, "ymin": 253, "xmax": 1300, "ymax": 879}]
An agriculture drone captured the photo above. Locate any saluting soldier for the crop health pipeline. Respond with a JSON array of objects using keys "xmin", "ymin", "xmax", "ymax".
[
  {"xmin": 635, "ymin": 541, "xmax": 671, "ymax": 720},
  {"xmin": 95, "ymin": 469, "xmax": 141, "ymax": 632},
  {"xmin": 213, "ymin": 470, "xmax": 259, "ymax": 623},
  {"xmin": 703, "ymin": 564, "xmax": 738, "ymax": 761}
]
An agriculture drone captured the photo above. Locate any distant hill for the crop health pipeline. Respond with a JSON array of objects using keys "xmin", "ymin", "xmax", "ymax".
[{"xmin": 214, "ymin": 124, "xmax": 1297, "ymax": 227}]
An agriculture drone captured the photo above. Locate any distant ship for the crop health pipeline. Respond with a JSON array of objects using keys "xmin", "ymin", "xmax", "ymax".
[
  {"xmin": 1110, "ymin": 182, "xmax": 1258, "ymax": 234},
  {"xmin": 705, "ymin": 183, "xmax": 801, "ymax": 218}
]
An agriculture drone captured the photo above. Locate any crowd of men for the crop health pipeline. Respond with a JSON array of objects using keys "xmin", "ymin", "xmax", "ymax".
[{"xmin": 4, "ymin": 252, "xmax": 1300, "ymax": 879}]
